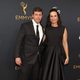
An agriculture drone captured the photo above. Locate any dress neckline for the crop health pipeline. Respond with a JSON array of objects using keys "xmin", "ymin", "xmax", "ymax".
[{"xmin": 50, "ymin": 26, "xmax": 60, "ymax": 29}]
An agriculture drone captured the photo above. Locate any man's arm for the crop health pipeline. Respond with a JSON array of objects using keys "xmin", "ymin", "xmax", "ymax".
[{"xmin": 15, "ymin": 23, "xmax": 25, "ymax": 65}]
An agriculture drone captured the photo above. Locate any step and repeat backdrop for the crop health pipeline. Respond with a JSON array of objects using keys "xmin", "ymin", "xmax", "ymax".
[{"xmin": 0, "ymin": 0, "xmax": 80, "ymax": 80}]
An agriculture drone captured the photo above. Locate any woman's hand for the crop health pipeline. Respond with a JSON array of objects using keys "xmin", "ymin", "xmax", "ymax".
[{"xmin": 64, "ymin": 57, "xmax": 69, "ymax": 65}]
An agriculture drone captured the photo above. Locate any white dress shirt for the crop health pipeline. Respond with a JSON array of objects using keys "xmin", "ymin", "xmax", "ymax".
[{"xmin": 32, "ymin": 19, "xmax": 43, "ymax": 44}]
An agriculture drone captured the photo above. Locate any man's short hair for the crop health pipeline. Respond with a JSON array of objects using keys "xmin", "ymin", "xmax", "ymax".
[{"xmin": 32, "ymin": 7, "xmax": 43, "ymax": 14}]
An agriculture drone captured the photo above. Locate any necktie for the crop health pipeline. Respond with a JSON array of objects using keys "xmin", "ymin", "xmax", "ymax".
[{"xmin": 36, "ymin": 25, "xmax": 39, "ymax": 44}]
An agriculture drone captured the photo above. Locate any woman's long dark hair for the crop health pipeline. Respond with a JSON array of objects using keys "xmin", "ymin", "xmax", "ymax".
[{"xmin": 46, "ymin": 8, "xmax": 62, "ymax": 27}]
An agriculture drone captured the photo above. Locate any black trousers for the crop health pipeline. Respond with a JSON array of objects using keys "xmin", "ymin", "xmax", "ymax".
[{"xmin": 18, "ymin": 59, "xmax": 40, "ymax": 80}]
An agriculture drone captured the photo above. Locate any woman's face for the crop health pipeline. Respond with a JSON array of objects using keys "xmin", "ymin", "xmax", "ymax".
[{"xmin": 50, "ymin": 11, "xmax": 58, "ymax": 24}]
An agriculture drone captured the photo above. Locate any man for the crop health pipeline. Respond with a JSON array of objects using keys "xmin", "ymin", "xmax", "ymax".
[{"xmin": 15, "ymin": 7, "xmax": 44, "ymax": 80}]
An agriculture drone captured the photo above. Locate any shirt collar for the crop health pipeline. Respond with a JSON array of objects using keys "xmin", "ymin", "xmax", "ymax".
[{"xmin": 32, "ymin": 19, "xmax": 40, "ymax": 26}]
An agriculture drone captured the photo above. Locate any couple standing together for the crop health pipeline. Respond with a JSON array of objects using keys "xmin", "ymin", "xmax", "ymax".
[{"xmin": 15, "ymin": 7, "xmax": 69, "ymax": 80}]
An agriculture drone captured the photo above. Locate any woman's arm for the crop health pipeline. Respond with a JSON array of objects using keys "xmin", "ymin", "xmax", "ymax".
[{"xmin": 63, "ymin": 27, "xmax": 69, "ymax": 65}]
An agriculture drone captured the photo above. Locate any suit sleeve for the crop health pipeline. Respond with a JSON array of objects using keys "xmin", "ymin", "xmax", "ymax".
[{"xmin": 15, "ymin": 24, "xmax": 25, "ymax": 58}]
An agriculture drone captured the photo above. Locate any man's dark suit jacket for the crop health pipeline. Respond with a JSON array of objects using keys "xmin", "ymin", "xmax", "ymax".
[{"xmin": 15, "ymin": 20, "xmax": 45, "ymax": 64}]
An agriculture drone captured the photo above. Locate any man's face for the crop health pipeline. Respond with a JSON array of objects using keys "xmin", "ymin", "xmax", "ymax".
[{"xmin": 32, "ymin": 11, "xmax": 43, "ymax": 23}]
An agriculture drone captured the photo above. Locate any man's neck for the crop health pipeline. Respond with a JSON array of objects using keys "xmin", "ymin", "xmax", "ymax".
[{"xmin": 32, "ymin": 19, "xmax": 39, "ymax": 24}]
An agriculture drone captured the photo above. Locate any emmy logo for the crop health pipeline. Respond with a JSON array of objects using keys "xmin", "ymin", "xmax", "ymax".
[
  {"xmin": 15, "ymin": 1, "xmax": 32, "ymax": 20},
  {"xmin": 20, "ymin": 1, "xmax": 27, "ymax": 15}
]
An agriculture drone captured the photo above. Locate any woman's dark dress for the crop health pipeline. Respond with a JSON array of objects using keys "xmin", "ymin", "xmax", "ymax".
[{"xmin": 41, "ymin": 26, "xmax": 66, "ymax": 80}]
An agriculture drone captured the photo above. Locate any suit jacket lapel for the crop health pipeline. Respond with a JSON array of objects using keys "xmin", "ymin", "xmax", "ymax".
[
  {"xmin": 29, "ymin": 21, "xmax": 36, "ymax": 36},
  {"xmin": 29, "ymin": 21, "xmax": 39, "ymax": 45},
  {"xmin": 29, "ymin": 21, "xmax": 45, "ymax": 45},
  {"xmin": 40, "ymin": 27, "xmax": 45, "ymax": 45}
]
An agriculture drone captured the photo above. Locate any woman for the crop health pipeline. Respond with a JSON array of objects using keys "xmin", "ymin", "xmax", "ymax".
[{"xmin": 41, "ymin": 8, "xmax": 69, "ymax": 80}]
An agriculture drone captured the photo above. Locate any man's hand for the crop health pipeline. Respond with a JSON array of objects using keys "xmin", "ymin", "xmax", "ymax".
[{"xmin": 15, "ymin": 57, "xmax": 22, "ymax": 66}]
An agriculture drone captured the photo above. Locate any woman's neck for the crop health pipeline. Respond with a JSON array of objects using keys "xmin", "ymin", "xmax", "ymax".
[{"xmin": 51, "ymin": 23, "xmax": 58, "ymax": 27}]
